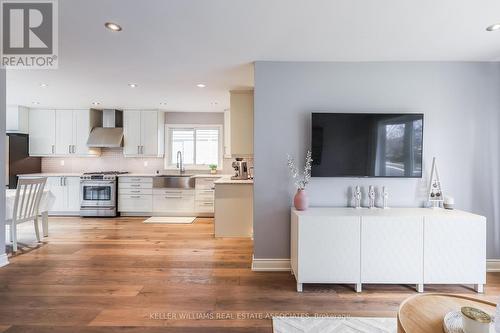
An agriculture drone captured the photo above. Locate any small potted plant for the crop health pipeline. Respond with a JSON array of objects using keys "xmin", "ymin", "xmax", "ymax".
[
  {"xmin": 209, "ymin": 164, "xmax": 218, "ymax": 174},
  {"xmin": 287, "ymin": 150, "xmax": 312, "ymax": 211}
]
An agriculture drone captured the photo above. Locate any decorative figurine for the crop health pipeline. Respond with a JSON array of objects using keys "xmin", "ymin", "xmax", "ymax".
[
  {"xmin": 368, "ymin": 185, "xmax": 375, "ymax": 209},
  {"xmin": 353, "ymin": 185, "xmax": 361, "ymax": 209},
  {"xmin": 428, "ymin": 157, "xmax": 444, "ymax": 209},
  {"xmin": 382, "ymin": 186, "xmax": 389, "ymax": 209}
]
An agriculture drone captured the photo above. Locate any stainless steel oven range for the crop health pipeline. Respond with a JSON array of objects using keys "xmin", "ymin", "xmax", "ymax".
[{"xmin": 80, "ymin": 171, "xmax": 128, "ymax": 217}]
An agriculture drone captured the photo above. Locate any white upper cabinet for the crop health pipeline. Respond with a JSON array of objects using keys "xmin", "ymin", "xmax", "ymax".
[
  {"xmin": 73, "ymin": 109, "xmax": 100, "ymax": 156},
  {"xmin": 30, "ymin": 109, "xmax": 101, "ymax": 157},
  {"xmin": 230, "ymin": 90, "xmax": 253, "ymax": 156},
  {"xmin": 6, "ymin": 105, "xmax": 29, "ymax": 134},
  {"xmin": 55, "ymin": 110, "xmax": 74, "ymax": 155},
  {"xmin": 29, "ymin": 109, "xmax": 56, "ymax": 156},
  {"xmin": 224, "ymin": 109, "xmax": 231, "ymax": 158},
  {"xmin": 123, "ymin": 110, "xmax": 164, "ymax": 157}
]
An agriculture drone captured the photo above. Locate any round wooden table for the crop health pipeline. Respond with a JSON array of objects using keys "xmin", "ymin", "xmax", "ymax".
[{"xmin": 398, "ymin": 293, "xmax": 497, "ymax": 333}]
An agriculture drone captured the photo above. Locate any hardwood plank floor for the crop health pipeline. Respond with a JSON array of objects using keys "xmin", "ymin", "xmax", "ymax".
[{"xmin": 1, "ymin": 217, "xmax": 499, "ymax": 332}]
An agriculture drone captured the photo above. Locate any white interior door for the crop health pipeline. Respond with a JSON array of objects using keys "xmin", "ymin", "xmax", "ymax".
[
  {"xmin": 140, "ymin": 111, "xmax": 158, "ymax": 156},
  {"xmin": 123, "ymin": 110, "xmax": 142, "ymax": 156},
  {"xmin": 55, "ymin": 110, "xmax": 74, "ymax": 155},
  {"xmin": 29, "ymin": 109, "xmax": 56, "ymax": 156}
]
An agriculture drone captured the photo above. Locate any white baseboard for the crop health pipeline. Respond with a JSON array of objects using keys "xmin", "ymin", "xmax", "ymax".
[
  {"xmin": 251, "ymin": 256, "xmax": 291, "ymax": 271},
  {"xmin": 0, "ymin": 253, "xmax": 9, "ymax": 268},
  {"xmin": 487, "ymin": 259, "xmax": 500, "ymax": 272}
]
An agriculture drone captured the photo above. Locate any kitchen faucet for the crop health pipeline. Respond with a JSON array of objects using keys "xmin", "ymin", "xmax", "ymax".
[{"xmin": 176, "ymin": 151, "xmax": 185, "ymax": 174}]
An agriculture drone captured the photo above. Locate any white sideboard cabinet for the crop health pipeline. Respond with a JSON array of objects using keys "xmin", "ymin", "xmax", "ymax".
[{"xmin": 291, "ymin": 208, "xmax": 486, "ymax": 293}]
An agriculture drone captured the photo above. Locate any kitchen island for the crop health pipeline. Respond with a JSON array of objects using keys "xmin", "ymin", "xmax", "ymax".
[{"xmin": 214, "ymin": 175, "xmax": 253, "ymax": 237}]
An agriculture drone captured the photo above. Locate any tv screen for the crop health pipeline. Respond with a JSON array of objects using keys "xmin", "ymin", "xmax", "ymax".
[{"xmin": 311, "ymin": 113, "xmax": 423, "ymax": 177}]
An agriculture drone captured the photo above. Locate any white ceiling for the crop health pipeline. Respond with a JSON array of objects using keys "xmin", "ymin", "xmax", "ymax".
[{"xmin": 7, "ymin": 0, "xmax": 500, "ymax": 112}]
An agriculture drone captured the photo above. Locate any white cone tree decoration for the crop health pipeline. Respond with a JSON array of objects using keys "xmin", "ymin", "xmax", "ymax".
[{"xmin": 428, "ymin": 157, "xmax": 444, "ymax": 208}]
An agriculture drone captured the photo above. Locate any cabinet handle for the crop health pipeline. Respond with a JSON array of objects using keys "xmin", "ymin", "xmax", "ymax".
[
  {"xmin": 137, "ymin": 146, "xmax": 140, "ymax": 154},
  {"xmin": 130, "ymin": 196, "xmax": 141, "ymax": 199},
  {"xmin": 60, "ymin": 177, "xmax": 63, "ymax": 186},
  {"xmin": 165, "ymin": 196, "xmax": 182, "ymax": 199},
  {"xmin": 130, "ymin": 190, "xmax": 140, "ymax": 193},
  {"xmin": 64, "ymin": 177, "xmax": 67, "ymax": 186},
  {"xmin": 201, "ymin": 202, "xmax": 213, "ymax": 205},
  {"xmin": 130, "ymin": 184, "xmax": 140, "ymax": 187},
  {"xmin": 71, "ymin": 145, "xmax": 75, "ymax": 154},
  {"xmin": 52, "ymin": 145, "xmax": 55, "ymax": 154}
]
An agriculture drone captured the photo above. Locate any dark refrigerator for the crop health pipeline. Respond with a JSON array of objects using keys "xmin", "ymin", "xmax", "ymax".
[{"xmin": 6, "ymin": 134, "xmax": 41, "ymax": 189}]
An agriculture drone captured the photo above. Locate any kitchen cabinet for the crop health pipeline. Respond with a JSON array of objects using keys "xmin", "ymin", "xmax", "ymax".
[
  {"xmin": 55, "ymin": 109, "xmax": 101, "ymax": 156},
  {"xmin": 224, "ymin": 109, "xmax": 231, "ymax": 157},
  {"xmin": 29, "ymin": 109, "xmax": 56, "ymax": 156},
  {"xmin": 21, "ymin": 176, "xmax": 81, "ymax": 215},
  {"xmin": 195, "ymin": 177, "xmax": 218, "ymax": 214},
  {"xmin": 123, "ymin": 110, "xmax": 165, "ymax": 157},
  {"xmin": 29, "ymin": 109, "xmax": 101, "ymax": 157},
  {"xmin": 118, "ymin": 177, "xmax": 153, "ymax": 214},
  {"xmin": 230, "ymin": 90, "xmax": 253, "ymax": 156},
  {"xmin": 153, "ymin": 189, "xmax": 195, "ymax": 213},
  {"xmin": 6, "ymin": 105, "xmax": 29, "ymax": 134}
]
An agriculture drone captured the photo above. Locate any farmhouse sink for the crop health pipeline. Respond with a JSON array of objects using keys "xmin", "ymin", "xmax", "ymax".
[{"xmin": 153, "ymin": 175, "xmax": 195, "ymax": 189}]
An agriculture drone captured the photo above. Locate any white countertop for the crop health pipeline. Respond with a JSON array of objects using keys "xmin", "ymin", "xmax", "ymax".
[
  {"xmin": 19, "ymin": 172, "xmax": 232, "ymax": 178},
  {"xmin": 214, "ymin": 175, "xmax": 254, "ymax": 184},
  {"xmin": 19, "ymin": 173, "xmax": 82, "ymax": 177},
  {"xmin": 292, "ymin": 207, "xmax": 484, "ymax": 218}
]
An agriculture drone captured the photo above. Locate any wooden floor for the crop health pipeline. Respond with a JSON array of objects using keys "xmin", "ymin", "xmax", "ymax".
[{"xmin": 1, "ymin": 217, "xmax": 499, "ymax": 333}]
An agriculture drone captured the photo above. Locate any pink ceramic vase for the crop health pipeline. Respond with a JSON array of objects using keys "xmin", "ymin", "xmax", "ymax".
[{"xmin": 294, "ymin": 189, "xmax": 309, "ymax": 211}]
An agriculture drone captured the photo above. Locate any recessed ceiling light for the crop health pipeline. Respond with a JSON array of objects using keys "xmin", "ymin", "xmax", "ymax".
[
  {"xmin": 92, "ymin": 101, "xmax": 101, "ymax": 106},
  {"xmin": 128, "ymin": 83, "xmax": 138, "ymax": 88},
  {"xmin": 486, "ymin": 23, "xmax": 500, "ymax": 31},
  {"xmin": 105, "ymin": 22, "xmax": 122, "ymax": 32},
  {"xmin": 39, "ymin": 83, "xmax": 48, "ymax": 88},
  {"xmin": 32, "ymin": 101, "xmax": 40, "ymax": 105},
  {"xmin": 196, "ymin": 83, "xmax": 206, "ymax": 88}
]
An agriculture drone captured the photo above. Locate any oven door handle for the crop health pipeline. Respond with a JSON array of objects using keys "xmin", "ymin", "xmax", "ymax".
[{"xmin": 81, "ymin": 181, "xmax": 116, "ymax": 185}]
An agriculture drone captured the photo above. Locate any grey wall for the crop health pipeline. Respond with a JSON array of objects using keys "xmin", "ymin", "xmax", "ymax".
[
  {"xmin": 0, "ymin": 69, "xmax": 6, "ymax": 261},
  {"xmin": 254, "ymin": 61, "xmax": 500, "ymax": 259}
]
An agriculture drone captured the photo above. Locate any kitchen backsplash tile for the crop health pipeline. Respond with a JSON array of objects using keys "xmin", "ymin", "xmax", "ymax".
[{"xmin": 42, "ymin": 148, "xmax": 253, "ymax": 175}]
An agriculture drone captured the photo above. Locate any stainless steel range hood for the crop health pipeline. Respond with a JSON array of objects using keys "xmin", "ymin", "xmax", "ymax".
[{"xmin": 87, "ymin": 109, "xmax": 123, "ymax": 148}]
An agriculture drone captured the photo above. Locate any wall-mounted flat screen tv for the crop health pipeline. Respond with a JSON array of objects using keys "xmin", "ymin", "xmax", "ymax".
[{"xmin": 311, "ymin": 113, "xmax": 423, "ymax": 177}]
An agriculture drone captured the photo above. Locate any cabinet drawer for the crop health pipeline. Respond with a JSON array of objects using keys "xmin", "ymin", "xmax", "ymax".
[
  {"xmin": 153, "ymin": 189, "xmax": 195, "ymax": 197},
  {"xmin": 195, "ymin": 178, "xmax": 218, "ymax": 190},
  {"xmin": 195, "ymin": 200, "xmax": 214, "ymax": 213},
  {"xmin": 118, "ymin": 195, "xmax": 153, "ymax": 212},
  {"xmin": 153, "ymin": 195, "xmax": 194, "ymax": 212},
  {"xmin": 119, "ymin": 177, "xmax": 153, "ymax": 184},
  {"xmin": 119, "ymin": 188, "xmax": 152, "ymax": 195},
  {"xmin": 119, "ymin": 182, "xmax": 153, "ymax": 189},
  {"xmin": 195, "ymin": 190, "xmax": 214, "ymax": 201}
]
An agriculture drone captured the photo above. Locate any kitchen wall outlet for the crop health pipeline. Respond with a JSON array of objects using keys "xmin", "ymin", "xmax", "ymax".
[{"xmin": 60, "ymin": 160, "xmax": 65, "ymax": 166}]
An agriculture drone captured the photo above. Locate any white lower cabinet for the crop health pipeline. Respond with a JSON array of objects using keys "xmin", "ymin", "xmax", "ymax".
[
  {"xmin": 292, "ymin": 215, "xmax": 361, "ymax": 285},
  {"xmin": 118, "ymin": 177, "xmax": 153, "ymax": 214},
  {"xmin": 153, "ymin": 189, "xmax": 194, "ymax": 213},
  {"xmin": 194, "ymin": 177, "xmax": 218, "ymax": 214},
  {"xmin": 361, "ymin": 216, "xmax": 423, "ymax": 284},
  {"xmin": 119, "ymin": 195, "xmax": 153, "ymax": 213},
  {"xmin": 36, "ymin": 176, "xmax": 80, "ymax": 215},
  {"xmin": 291, "ymin": 208, "xmax": 486, "ymax": 293}
]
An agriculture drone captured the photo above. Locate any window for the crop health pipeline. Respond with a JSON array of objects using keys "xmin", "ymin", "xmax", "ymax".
[{"xmin": 165, "ymin": 125, "xmax": 222, "ymax": 169}]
